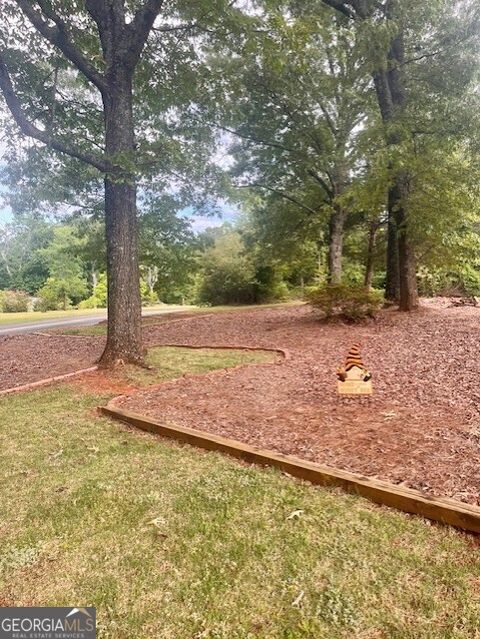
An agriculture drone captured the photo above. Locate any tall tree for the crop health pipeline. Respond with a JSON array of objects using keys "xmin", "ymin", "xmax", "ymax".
[
  {"xmin": 321, "ymin": 0, "xmax": 479, "ymax": 310},
  {"xmin": 0, "ymin": 213, "xmax": 52, "ymax": 293},
  {"xmin": 0, "ymin": 0, "xmax": 231, "ymax": 364},
  {"xmin": 38, "ymin": 224, "xmax": 88, "ymax": 310},
  {"xmin": 0, "ymin": 0, "xmax": 166, "ymax": 364},
  {"xmin": 212, "ymin": 2, "xmax": 373, "ymax": 284},
  {"xmin": 139, "ymin": 195, "xmax": 197, "ymax": 303}
]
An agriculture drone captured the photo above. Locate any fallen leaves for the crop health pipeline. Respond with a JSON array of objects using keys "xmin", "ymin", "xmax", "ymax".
[
  {"xmin": 291, "ymin": 590, "xmax": 305, "ymax": 608},
  {"xmin": 286, "ymin": 509, "xmax": 304, "ymax": 521},
  {"xmin": 147, "ymin": 516, "xmax": 168, "ymax": 539}
]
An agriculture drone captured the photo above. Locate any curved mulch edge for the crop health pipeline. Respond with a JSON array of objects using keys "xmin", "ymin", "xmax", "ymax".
[
  {"xmin": 0, "ymin": 366, "xmax": 99, "ymax": 397},
  {"xmin": 104, "ymin": 343, "xmax": 289, "ymax": 409},
  {"xmin": 1, "ymin": 336, "xmax": 479, "ymax": 533},
  {"xmin": 97, "ymin": 340, "xmax": 480, "ymax": 534},
  {"xmin": 0, "ymin": 343, "xmax": 287, "ymax": 399}
]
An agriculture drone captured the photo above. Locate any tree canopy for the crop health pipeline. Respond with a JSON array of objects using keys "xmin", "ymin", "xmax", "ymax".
[{"xmin": 0, "ymin": 0, "xmax": 478, "ymax": 323}]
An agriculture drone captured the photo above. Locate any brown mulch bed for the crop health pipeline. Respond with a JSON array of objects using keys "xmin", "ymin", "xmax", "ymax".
[
  {"xmin": 0, "ymin": 334, "xmax": 103, "ymax": 390},
  {"xmin": 112, "ymin": 302, "xmax": 480, "ymax": 506},
  {"xmin": 3, "ymin": 302, "xmax": 480, "ymax": 505}
]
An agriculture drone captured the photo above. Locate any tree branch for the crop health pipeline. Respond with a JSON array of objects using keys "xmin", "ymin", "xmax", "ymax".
[
  {"xmin": 13, "ymin": 0, "xmax": 107, "ymax": 94},
  {"xmin": 213, "ymin": 122, "xmax": 297, "ymax": 154},
  {"xmin": 0, "ymin": 52, "xmax": 110, "ymax": 173},
  {"xmin": 152, "ymin": 22, "xmax": 197, "ymax": 33},
  {"xmin": 237, "ymin": 183, "xmax": 319, "ymax": 215},
  {"xmin": 84, "ymin": 0, "xmax": 110, "ymax": 57},
  {"xmin": 307, "ymin": 169, "xmax": 334, "ymax": 198},
  {"xmin": 125, "ymin": 0, "xmax": 166, "ymax": 68},
  {"xmin": 150, "ymin": 0, "xmax": 240, "ymax": 36},
  {"xmin": 321, "ymin": 0, "xmax": 355, "ymax": 19},
  {"xmin": 317, "ymin": 102, "xmax": 337, "ymax": 135}
]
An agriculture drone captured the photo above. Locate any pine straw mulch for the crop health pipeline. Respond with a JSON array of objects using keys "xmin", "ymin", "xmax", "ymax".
[{"xmin": 113, "ymin": 302, "xmax": 480, "ymax": 506}]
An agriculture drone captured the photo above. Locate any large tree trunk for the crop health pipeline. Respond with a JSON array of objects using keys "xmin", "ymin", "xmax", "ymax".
[
  {"xmin": 0, "ymin": 0, "xmax": 165, "ymax": 368},
  {"xmin": 364, "ymin": 220, "xmax": 378, "ymax": 290},
  {"xmin": 99, "ymin": 73, "xmax": 143, "ymax": 366},
  {"xmin": 372, "ymin": 26, "xmax": 418, "ymax": 310},
  {"xmin": 385, "ymin": 181, "xmax": 417, "ymax": 309},
  {"xmin": 396, "ymin": 205, "xmax": 418, "ymax": 310},
  {"xmin": 328, "ymin": 205, "xmax": 347, "ymax": 284},
  {"xmin": 385, "ymin": 200, "xmax": 399, "ymax": 301}
]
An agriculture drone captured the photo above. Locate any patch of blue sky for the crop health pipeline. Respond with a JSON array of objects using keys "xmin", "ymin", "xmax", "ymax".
[
  {"xmin": 180, "ymin": 200, "xmax": 240, "ymax": 233},
  {"xmin": 0, "ymin": 185, "xmax": 12, "ymax": 228}
]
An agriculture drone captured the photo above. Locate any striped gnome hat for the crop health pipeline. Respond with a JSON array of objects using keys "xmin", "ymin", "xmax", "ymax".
[{"xmin": 345, "ymin": 343, "xmax": 364, "ymax": 371}]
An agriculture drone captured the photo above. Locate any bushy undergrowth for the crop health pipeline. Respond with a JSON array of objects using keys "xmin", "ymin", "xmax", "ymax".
[
  {"xmin": 78, "ymin": 274, "xmax": 108, "ymax": 309},
  {"xmin": 0, "ymin": 290, "xmax": 29, "ymax": 313},
  {"xmin": 308, "ymin": 284, "xmax": 384, "ymax": 321},
  {"xmin": 417, "ymin": 265, "xmax": 480, "ymax": 297}
]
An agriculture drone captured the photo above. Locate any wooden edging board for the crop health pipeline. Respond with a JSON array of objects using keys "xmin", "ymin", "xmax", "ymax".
[
  {"xmin": 100, "ymin": 404, "xmax": 480, "ymax": 534},
  {"xmin": 0, "ymin": 366, "xmax": 99, "ymax": 397}
]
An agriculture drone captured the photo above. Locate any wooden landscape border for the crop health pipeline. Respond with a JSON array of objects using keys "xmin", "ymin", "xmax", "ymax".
[
  {"xmin": 1, "ymin": 332, "xmax": 478, "ymax": 534},
  {"xmin": 101, "ymin": 403, "xmax": 480, "ymax": 534},
  {"xmin": 0, "ymin": 366, "xmax": 98, "ymax": 397}
]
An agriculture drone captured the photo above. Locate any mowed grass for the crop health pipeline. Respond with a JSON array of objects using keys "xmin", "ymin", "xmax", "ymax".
[
  {"xmin": 0, "ymin": 304, "xmax": 188, "ymax": 327},
  {"xmin": 0, "ymin": 351, "xmax": 480, "ymax": 637},
  {"xmin": 58, "ymin": 324, "xmax": 109, "ymax": 336},
  {"xmin": 0, "ymin": 307, "xmax": 108, "ymax": 326},
  {"xmin": 124, "ymin": 345, "xmax": 277, "ymax": 386}
]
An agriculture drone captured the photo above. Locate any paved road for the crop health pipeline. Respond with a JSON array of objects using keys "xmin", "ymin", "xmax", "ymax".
[{"xmin": 0, "ymin": 307, "xmax": 190, "ymax": 336}]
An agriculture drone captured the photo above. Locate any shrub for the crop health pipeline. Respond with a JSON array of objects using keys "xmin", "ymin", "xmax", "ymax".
[
  {"xmin": 78, "ymin": 296, "xmax": 99, "ymax": 310},
  {"xmin": 78, "ymin": 274, "xmax": 108, "ymax": 309},
  {"xmin": 0, "ymin": 290, "xmax": 30, "ymax": 313},
  {"xmin": 341, "ymin": 263, "xmax": 365, "ymax": 286},
  {"xmin": 36, "ymin": 275, "xmax": 87, "ymax": 311},
  {"xmin": 308, "ymin": 284, "xmax": 384, "ymax": 321},
  {"xmin": 197, "ymin": 265, "xmax": 257, "ymax": 306},
  {"xmin": 196, "ymin": 231, "xmax": 290, "ymax": 306},
  {"xmin": 35, "ymin": 279, "xmax": 62, "ymax": 311},
  {"xmin": 140, "ymin": 281, "xmax": 159, "ymax": 306},
  {"xmin": 254, "ymin": 265, "xmax": 289, "ymax": 303},
  {"xmin": 195, "ymin": 231, "xmax": 257, "ymax": 306},
  {"xmin": 417, "ymin": 266, "xmax": 480, "ymax": 297}
]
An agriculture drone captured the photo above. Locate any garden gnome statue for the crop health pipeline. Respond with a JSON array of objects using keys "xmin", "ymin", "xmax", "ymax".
[{"xmin": 337, "ymin": 343, "xmax": 372, "ymax": 395}]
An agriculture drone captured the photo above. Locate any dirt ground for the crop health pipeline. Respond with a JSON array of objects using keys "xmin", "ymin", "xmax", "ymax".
[
  {"xmin": 122, "ymin": 302, "xmax": 480, "ymax": 506},
  {"xmin": 3, "ymin": 302, "xmax": 480, "ymax": 505}
]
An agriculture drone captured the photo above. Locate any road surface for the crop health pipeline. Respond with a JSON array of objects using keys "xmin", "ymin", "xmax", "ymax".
[{"xmin": 0, "ymin": 307, "xmax": 191, "ymax": 336}]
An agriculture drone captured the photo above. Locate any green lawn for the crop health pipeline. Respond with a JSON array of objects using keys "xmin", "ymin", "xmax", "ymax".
[
  {"xmin": 124, "ymin": 345, "xmax": 277, "ymax": 386},
  {"xmin": 1, "ymin": 348, "xmax": 479, "ymax": 638},
  {"xmin": 58, "ymin": 323, "xmax": 109, "ymax": 336}
]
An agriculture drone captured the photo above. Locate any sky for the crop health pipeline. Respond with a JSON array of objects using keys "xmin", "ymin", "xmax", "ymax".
[
  {"xmin": 0, "ymin": 185, "xmax": 12, "ymax": 227},
  {"xmin": 0, "ymin": 206, "xmax": 11, "ymax": 225},
  {"xmin": 0, "ymin": 181, "xmax": 239, "ymax": 233},
  {"xmin": 180, "ymin": 203, "xmax": 240, "ymax": 233},
  {"xmin": 0, "ymin": 135, "xmax": 240, "ymax": 233}
]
